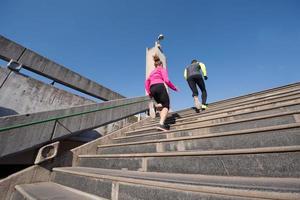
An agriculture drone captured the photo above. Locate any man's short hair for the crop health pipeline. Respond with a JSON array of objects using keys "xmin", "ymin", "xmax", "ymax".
[{"xmin": 191, "ymin": 59, "xmax": 197, "ymax": 64}]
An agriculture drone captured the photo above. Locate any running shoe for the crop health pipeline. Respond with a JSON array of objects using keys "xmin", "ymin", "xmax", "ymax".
[
  {"xmin": 157, "ymin": 124, "xmax": 169, "ymax": 131},
  {"xmin": 201, "ymin": 104, "xmax": 208, "ymax": 110}
]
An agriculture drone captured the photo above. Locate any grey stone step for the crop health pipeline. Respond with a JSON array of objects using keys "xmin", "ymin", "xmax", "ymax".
[
  {"xmin": 141, "ymin": 92, "xmax": 300, "ymax": 129},
  {"xmin": 78, "ymin": 146, "xmax": 300, "ymax": 178},
  {"xmin": 53, "ymin": 167, "xmax": 300, "ymax": 200},
  {"xmin": 143, "ymin": 89, "xmax": 300, "ymax": 127},
  {"xmin": 127, "ymin": 99, "xmax": 300, "ymax": 135},
  {"xmin": 162, "ymin": 84, "xmax": 300, "ymax": 121},
  {"xmin": 202, "ymin": 82, "xmax": 300, "ymax": 108},
  {"xmin": 97, "ymin": 123, "xmax": 300, "ymax": 155},
  {"xmin": 11, "ymin": 182, "xmax": 106, "ymax": 200},
  {"xmin": 168, "ymin": 82, "xmax": 300, "ymax": 117},
  {"xmin": 113, "ymin": 111, "xmax": 300, "ymax": 144}
]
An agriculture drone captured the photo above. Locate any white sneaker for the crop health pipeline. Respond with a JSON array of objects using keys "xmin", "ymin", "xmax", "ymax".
[{"xmin": 201, "ymin": 104, "xmax": 208, "ymax": 110}]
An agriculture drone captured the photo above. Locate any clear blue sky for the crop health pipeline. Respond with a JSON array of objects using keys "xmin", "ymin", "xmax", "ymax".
[{"xmin": 1, "ymin": 0, "xmax": 300, "ymax": 111}]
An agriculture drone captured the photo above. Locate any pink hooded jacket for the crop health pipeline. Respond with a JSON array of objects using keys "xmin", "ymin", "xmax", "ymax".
[{"xmin": 145, "ymin": 66, "xmax": 177, "ymax": 95}]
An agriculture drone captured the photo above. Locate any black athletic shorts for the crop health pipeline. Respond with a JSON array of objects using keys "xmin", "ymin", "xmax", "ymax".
[{"xmin": 150, "ymin": 83, "xmax": 170, "ymax": 109}]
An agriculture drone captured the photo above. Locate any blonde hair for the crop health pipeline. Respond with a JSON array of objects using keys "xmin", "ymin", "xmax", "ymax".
[{"xmin": 153, "ymin": 55, "xmax": 162, "ymax": 67}]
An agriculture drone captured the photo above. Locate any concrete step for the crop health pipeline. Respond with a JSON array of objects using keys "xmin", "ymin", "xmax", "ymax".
[
  {"xmin": 11, "ymin": 182, "xmax": 106, "ymax": 200},
  {"xmin": 141, "ymin": 92, "xmax": 300, "ymax": 129},
  {"xmin": 142, "ymin": 89, "xmax": 300, "ymax": 127},
  {"xmin": 168, "ymin": 82, "xmax": 300, "ymax": 117},
  {"xmin": 52, "ymin": 167, "xmax": 300, "ymax": 200},
  {"xmin": 113, "ymin": 110, "xmax": 300, "ymax": 144},
  {"xmin": 127, "ymin": 98, "xmax": 300, "ymax": 135},
  {"xmin": 201, "ymin": 82, "xmax": 300, "ymax": 108},
  {"xmin": 78, "ymin": 146, "xmax": 300, "ymax": 178},
  {"xmin": 97, "ymin": 123, "xmax": 300, "ymax": 155}
]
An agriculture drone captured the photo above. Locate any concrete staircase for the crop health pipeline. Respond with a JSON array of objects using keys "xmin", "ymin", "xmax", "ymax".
[{"xmin": 11, "ymin": 83, "xmax": 300, "ymax": 200}]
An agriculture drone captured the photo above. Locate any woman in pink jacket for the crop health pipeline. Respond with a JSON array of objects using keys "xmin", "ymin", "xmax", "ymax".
[{"xmin": 145, "ymin": 55, "xmax": 178, "ymax": 131}]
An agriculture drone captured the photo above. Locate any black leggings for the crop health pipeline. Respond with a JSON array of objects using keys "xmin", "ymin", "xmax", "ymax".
[
  {"xmin": 150, "ymin": 83, "xmax": 170, "ymax": 109},
  {"xmin": 187, "ymin": 75, "xmax": 207, "ymax": 104}
]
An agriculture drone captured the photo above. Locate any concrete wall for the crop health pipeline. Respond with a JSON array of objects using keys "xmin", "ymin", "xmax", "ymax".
[
  {"xmin": 0, "ymin": 67, "xmax": 94, "ymax": 116},
  {"xmin": 0, "ymin": 66, "xmax": 137, "ymax": 139},
  {"xmin": 0, "ymin": 96, "xmax": 150, "ymax": 163},
  {"xmin": 0, "ymin": 66, "xmax": 10, "ymax": 86}
]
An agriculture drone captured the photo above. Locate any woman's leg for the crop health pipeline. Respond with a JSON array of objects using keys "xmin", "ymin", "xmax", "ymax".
[
  {"xmin": 159, "ymin": 107, "xmax": 169, "ymax": 125},
  {"xmin": 151, "ymin": 84, "xmax": 170, "ymax": 131},
  {"xmin": 157, "ymin": 85, "xmax": 170, "ymax": 125}
]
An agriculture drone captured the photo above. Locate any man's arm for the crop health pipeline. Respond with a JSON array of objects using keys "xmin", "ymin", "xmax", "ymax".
[{"xmin": 199, "ymin": 62, "xmax": 208, "ymax": 80}]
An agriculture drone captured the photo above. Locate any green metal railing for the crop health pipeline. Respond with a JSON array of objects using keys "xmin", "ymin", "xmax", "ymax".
[{"xmin": 0, "ymin": 98, "xmax": 149, "ymax": 132}]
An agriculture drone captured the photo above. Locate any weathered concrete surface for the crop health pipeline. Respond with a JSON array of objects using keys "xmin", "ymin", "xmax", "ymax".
[
  {"xmin": 13, "ymin": 182, "xmax": 104, "ymax": 200},
  {"xmin": 0, "ymin": 67, "xmax": 138, "ymax": 165},
  {"xmin": 0, "ymin": 67, "xmax": 94, "ymax": 116},
  {"xmin": 171, "ymin": 82, "xmax": 300, "ymax": 118},
  {"xmin": 0, "ymin": 36, "xmax": 25, "ymax": 61},
  {"xmin": 97, "ymin": 125, "xmax": 300, "ymax": 155},
  {"xmin": 79, "ymin": 157, "xmax": 143, "ymax": 170},
  {"xmin": 143, "ymin": 91, "xmax": 300, "ymax": 127},
  {"xmin": 0, "ymin": 67, "xmax": 10, "ymax": 87},
  {"xmin": 78, "ymin": 149, "xmax": 300, "ymax": 177},
  {"xmin": 54, "ymin": 169, "xmax": 249, "ymax": 200},
  {"xmin": 0, "ymin": 117, "xmax": 151, "ymax": 199},
  {"xmin": 129, "ymin": 102, "xmax": 300, "ymax": 136},
  {"xmin": 171, "ymin": 82, "xmax": 300, "ymax": 117},
  {"xmin": 0, "ymin": 96, "xmax": 149, "ymax": 162},
  {"xmin": 52, "ymin": 167, "xmax": 300, "ymax": 200},
  {"xmin": 0, "ymin": 35, "xmax": 124, "ymax": 101},
  {"xmin": 118, "ymin": 183, "xmax": 244, "ymax": 200},
  {"xmin": 200, "ymin": 82, "xmax": 300, "ymax": 109},
  {"xmin": 162, "ymin": 126, "xmax": 300, "ymax": 152},
  {"xmin": 53, "ymin": 171, "xmax": 113, "ymax": 199},
  {"xmin": 0, "ymin": 165, "xmax": 52, "ymax": 200},
  {"xmin": 113, "ymin": 111, "xmax": 299, "ymax": 144},
  {"xmin": 56, "ymin": 167, "xmax": 300, "ymax": 192},
  {"xmin": 146, "ymin": 151, "xmax": 300, "ymax": 177},
  {"xmin": 69, "ymin": 116, "xmax": 151, "ymax": 166},
  {"xmin": 0, "ymin": 66, "xmax": 136, "ymax": 146}
]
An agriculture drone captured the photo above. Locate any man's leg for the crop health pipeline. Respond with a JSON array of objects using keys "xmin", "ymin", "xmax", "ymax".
[
  {"xmin": 195, "ymin": 76, "xmax": 207, "ymax": 109},
  {"xmin": 193, "ymin": 96, "xmax": 201, "ymax": 110},
  {"xmin": 187, "ymin": 77, "xmax": 200, "ymax": 109}
]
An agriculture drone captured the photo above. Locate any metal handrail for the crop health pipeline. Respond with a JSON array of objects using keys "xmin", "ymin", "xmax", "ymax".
[{"xmin": 0, "ymin": 98, "xmax": 149, "ymax": 132}]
